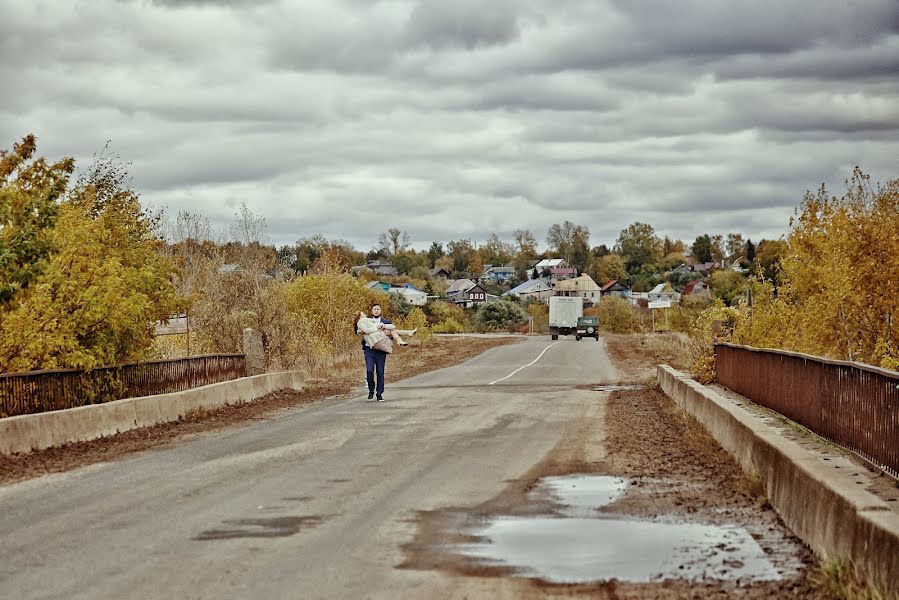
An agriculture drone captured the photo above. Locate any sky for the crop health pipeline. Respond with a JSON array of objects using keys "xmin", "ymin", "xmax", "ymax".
[{"xmin": 2, "ymin": 0, "xmax": 898, "ymax": 252}]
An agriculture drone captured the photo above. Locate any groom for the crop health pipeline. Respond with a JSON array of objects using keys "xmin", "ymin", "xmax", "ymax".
[{"xmin": 357, "ymin": 303, "xmax": 390, "ymax": 401}]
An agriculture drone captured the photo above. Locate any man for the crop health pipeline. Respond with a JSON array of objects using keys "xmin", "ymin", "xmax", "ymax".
[{"xmin": 357, "ymin": 303, "xmax": 390, "ymax": 401}]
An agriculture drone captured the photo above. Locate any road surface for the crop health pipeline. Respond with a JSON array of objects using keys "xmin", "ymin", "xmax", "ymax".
[{"xmin": 0, "ymin": 337, "xmax": 617, "ymax": 599}]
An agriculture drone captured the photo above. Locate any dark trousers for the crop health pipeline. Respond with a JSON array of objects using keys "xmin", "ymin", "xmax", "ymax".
[{"xmin": 364, "ymin": 347, "xmax": 387, "ymax": 395}]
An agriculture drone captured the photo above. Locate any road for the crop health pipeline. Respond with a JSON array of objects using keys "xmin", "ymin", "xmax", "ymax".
[{"xmin": 0, "ymin": 337, "xmax": 618, "ymax": 599}]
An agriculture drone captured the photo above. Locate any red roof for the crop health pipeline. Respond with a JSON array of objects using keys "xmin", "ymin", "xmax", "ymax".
[
  {"xmin": 601, "ymin": 279, "xmax": 630, "ymax": 292},
  {"xmin": 684, "ymin": 280, "xmax": 706, "ymax": 294}
]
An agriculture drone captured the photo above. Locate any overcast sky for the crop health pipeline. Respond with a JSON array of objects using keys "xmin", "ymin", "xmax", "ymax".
[{"xmin": 2, "ymin": 0, "xmax": 897, "ymax": 252}]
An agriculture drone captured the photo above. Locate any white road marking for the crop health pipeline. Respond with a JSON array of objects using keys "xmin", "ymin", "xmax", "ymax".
[{"xmin": 488, "ymin": 341, "xmax": 562, "ymax": 385}]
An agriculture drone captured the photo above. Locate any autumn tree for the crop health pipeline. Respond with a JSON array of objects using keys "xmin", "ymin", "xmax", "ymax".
[
  {"xmin": 546, "ymin": 221, "xmax": 590, "ymax": 272},
  {"xmin": 427, "ymin": 241, "xmax": 444, "ymax": 268},
  {"xmin": 0, "ymin": 144, "xmax": 179, "ymax": 371},
  {"xmin": 377, "ymin": 227, "xmax": 410, "ymax": 256},
  {"xmin": 590, "ymin": 254, "xmax": 628, "ymax": 286},
  {"xmin": 481, "ymin": 233, "xmax": 515, "ymax": 266},
  {"xmin": 615, "ymin": 222, "xmax": 660, "ymax": 272},
  {"xmin": 447, "ymin": 239, "xmax": 474, "ymax": 273},
  {"xmin": 0, "ymin": 135, "xmax": 74, "ymax": 305},
  {"xmin": 691, "ymin": 234, "xmax": 713, "ymax": 263},
  {"xmin": 512, "ymin": 229, "xmax": 538, "ymax": 279}
]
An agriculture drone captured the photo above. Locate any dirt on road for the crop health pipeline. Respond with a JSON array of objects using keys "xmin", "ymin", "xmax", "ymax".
[
  {"xmin": 400, "ymin": 333, "xmax": 828, "ymax": 599},
  {"xmin": 0, "ymin": 336, "xmax": 520, "ymax": 486}
]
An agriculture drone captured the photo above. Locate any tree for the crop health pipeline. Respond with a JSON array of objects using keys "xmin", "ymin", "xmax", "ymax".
[
  {"xmin": 592, "ymin": 244, "xmax": 610, "ymax": 257},
  {"xmin": 726, "ymin": 233, "xmax": 746, "ymax": 261},
  {"xmin": 531, "ymin": 266, "xmax": 539, "ymax": 279},
  {"xmin": 710, "ymin": 234, "xmax": 726, "ymax": 262},
  {"xmin": 755, "ymin": 239, "xmax": 787, "ymax": 284},
  {"xmin": 745, "ymin": 239, "xmax": 756, "ymax": 262},
  {"xmin": 427, "ymin": 242, "xmax": 444, "ymax": 268},
  {"xmin": 709, "ymin": 271, "xmax": 747, "ymax": 307},
  {"xmin": 377, "ymin": 227, "xmax": 410, "ymax": 256},
  {"xmin": 615, "ymin": 222, "xmax": 660, "ymax": 272},
  {"xmin": 0, "ymin": 135, "xmax": 75, "ymax": 305},
  {"xmin": 447, "ymin": 239, "xmax": 474, "ymax": 273},
  {"xmin": 692, "ymin": 234, "xmax": 713, "ymax": 263},
  {"xmin": 512, "ymin": 229, "xmax": 538, "ymax": 279},
  {"xmin": 481, "ymin": 233, "xmax": 515, "ymax": 266},
  {"xmin": 546, "ymin": 221, "xmax": 590, "ymax": 272},
  {"xmin": 590, "ymin": 254, "xmax": 628, "ymax": 285},
  {"xmin": 468, "ymin": 249, "xmax": 485, "ymax": 276},
  {"xmin": 0, "ymin": 148, "xmax": 180, "ymax": 371}
]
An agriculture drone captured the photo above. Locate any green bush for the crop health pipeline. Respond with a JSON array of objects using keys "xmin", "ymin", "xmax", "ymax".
[
  {"xmin": 477, "ymin": 300, "xmax": 527, "ymax": 332},
  {"xmin": 593, "ymin": 296, "xmax": 640, "ymax": 334},
  {"xmin": 432, "ymin": 318, "xmax": 465, "ymax": 334}
]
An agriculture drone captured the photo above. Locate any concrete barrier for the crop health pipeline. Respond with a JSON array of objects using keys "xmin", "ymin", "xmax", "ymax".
[
  {"xmin": 0, "ymin": 371, "xmax": 305, "ymax": 456},
  {"xmin": 658, "ymin": 365, "xmax": 899, "ymax": 596}
]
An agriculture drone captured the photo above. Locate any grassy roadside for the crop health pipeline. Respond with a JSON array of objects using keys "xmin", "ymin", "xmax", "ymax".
[{"xmin": 0, "ymin": 336, "xmax": 521, "ymax": 486}]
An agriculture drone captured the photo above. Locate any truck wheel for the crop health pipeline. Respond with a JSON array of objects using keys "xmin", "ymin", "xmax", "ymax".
[
  {"xmin": 595, "ymin": 335, "xmax": 600, "ymax": 341},
  {"xmin": 551, "ymin": 334, "xmax": 558, "ymax": 340},
  {"xmin": 576, "ymin": 335, "xmax": 581, "ymax": 341}
]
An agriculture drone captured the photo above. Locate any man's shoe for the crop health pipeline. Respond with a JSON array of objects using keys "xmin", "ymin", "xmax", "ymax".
[
  {"xmin": 367, "ymin": 391, "xmax": 375, "ymax": 401},
  {"xmin": 376, "ymin": 395, "xmax": 384, "ymax": 402}
]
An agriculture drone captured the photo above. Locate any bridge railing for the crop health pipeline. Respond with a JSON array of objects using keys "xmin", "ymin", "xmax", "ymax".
[
  {"xmin": 714, "ymin": 343, "xmax": 899, "ymax": 478},
  {"xmin": 0, "ymin": 354, "xmax": 247, "ymax": 418}
]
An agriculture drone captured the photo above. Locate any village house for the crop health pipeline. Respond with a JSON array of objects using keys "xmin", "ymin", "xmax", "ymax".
[
  {"xmin": 553, "ymin": 274, "xmax": 602, "ymax": 307},
  {"xmin": 600, "ymin": 280, "xmax": 632, "ymax": 298},
  {"xmin": 482, "ymin": 265, "xmax": 517, "ymax": 285},
  {"xmin": 452, "ymin": 283, "xmax": 490, "ymax": 308},
  {"xmin": 533, "ymin": 258, "xmax": 577, "ymax": 281},
  {"xmin": 648, "ymin": 283, "xmax": 681, "ymax": 304},
  {"xmin": 388, "ymin": 284, "xmax": 428, "ymax": 306},
  {"xmin": 446, "ymin": 278, "xmax": 476, "ymax": 302},
  {"xmin": 429, "ymin": 267, "xmax": 451, "ymax": 280},
  {"xmin": 683, "ymin": 279, "xmax": 711, "ymax": 299},
  {"xmin": 503, "ymin": 278, "xmax": 554, "ymax": 304}
]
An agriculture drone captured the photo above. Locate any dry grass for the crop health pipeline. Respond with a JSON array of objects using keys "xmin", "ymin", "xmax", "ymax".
[
  {"xmin": 604, "ymin": 332, "xmax": 691, "ymax": 382},
  {"xmin": 811, "ymin": 560, "xmax": 887, "ymax": 600}
]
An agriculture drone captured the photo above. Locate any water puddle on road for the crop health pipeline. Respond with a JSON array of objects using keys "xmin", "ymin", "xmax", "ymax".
[
  {"xmin": 449, "ymin": 475, "xmax": 788, "ymax": 584},
  {"xmin": 595, "ymin": 384, "xmax": 645, "ymax": 392}
]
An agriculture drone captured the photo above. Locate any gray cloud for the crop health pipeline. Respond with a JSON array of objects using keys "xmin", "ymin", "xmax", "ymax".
[{"xmin": 2, "ymin": 0, "xmax": 897, "ymax": 253}]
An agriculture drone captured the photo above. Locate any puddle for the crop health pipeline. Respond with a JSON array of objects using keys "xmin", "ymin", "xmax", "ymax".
[
  {"xmin": 539, "ymin": 475, "xmax": 628, "ymax": 516},
  {"xmin": 591, "ymin": 384, "xmax": 644, "ymax": 392},
  {"xmin": 449, "ymin": 475, "xmax": 789, "ymax": 584},
  {"xmin": 454, "ymin": 517, "xmax": 782, "ymax": 583}
]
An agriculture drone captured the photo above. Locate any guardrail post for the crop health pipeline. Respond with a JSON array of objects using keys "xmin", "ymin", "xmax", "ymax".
[{"xmin": 242, "ymin": 328, "xmax": 265, "ymax": 376}]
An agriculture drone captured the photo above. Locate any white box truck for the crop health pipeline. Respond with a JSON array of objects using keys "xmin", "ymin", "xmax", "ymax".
[{"xmin": 548, "ymin": 296, "xmax": 583, "ymax": 340}]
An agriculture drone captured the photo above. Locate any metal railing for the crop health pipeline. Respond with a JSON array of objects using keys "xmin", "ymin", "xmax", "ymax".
[
  {"xmin": 0, "ymin": 354, "xmax": 247, "ymax": 418},
  {"xmin": 715, "ymin": 343, "xmax": 899, "ymax": 478}
]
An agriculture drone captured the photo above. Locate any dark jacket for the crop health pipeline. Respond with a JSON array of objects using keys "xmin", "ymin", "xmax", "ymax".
[{"xmin": 356, "ymin": 316, "xmax": 392, "ymax": 349}]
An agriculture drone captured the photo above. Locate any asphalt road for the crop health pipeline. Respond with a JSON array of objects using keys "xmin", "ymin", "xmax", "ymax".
[{"xmin": 0, "ymin": 337, "xmax": 617, "ymax": 599}]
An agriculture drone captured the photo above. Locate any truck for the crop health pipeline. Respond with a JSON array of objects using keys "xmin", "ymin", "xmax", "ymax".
[
  {"xmin": 548, "ymin": 296, "xmax": 583, "ymax": 340},
  {"xmin": 575, "ymin": 316, "xmax": 600, "ymax": 341}
]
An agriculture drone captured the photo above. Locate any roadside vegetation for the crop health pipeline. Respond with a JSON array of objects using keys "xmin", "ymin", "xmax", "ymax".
[{"xmin": 3, "ymin": 135, "xmax": 896, "ymax": 385}]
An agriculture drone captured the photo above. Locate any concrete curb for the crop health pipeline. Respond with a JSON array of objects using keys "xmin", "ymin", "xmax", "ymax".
[
  {"xmin": 0, "ymin": 371, "xmax": 305, "ymax": 456},
  {"xmin": 658, "ymin": 365, "xmax": 899, "ymax": 595}
]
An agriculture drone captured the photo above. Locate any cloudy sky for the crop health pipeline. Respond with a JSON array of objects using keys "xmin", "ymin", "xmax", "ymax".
[{"xmin": 2, "ymin": 0, "xmax": 897, "ymax": 252}]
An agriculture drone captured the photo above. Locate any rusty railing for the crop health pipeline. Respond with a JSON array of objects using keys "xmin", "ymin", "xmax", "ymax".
[
  {"xmin": 0, "ymin": 354, "xmax": 247, "ymax": 418},
  {"xmin": 715, "ymin": 343, "xmax": 899, "ymax": 478}
]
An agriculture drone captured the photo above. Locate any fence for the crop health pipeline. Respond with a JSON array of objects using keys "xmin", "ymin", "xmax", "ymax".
[
  {"xmin": 715, "ymin": 343, "xmax": 899, "ymax": 478},
  {"xmin": 0, "ymin": 354, "xmax": 247, "ymax": 418}
]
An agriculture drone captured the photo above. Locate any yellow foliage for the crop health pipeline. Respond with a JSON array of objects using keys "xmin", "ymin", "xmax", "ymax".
[
  {"xmin": 527, "ymin": 301, "xmax": 549, "ymax": 333},
  {"xmin": 590, "ymin": 296, "xmax": 642, "ymax": 334},
  {"xmin": 0, "ymin": 186, "xmax": 179, "ymax": 371},
  {"xmin": 283, "ymin": 270, "xmax": 384, "ymax": 369},
  {"xmin": 401, "ymin": 307, "xmax": 432, "ymax": 344}
]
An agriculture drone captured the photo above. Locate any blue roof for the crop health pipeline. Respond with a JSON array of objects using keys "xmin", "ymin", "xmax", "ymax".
[
  {"xmin": 503, "ymin": 279, "xmax": 549, "ymax": 296},
  {"xmin": 403, "ymin": 283, "xmax": 423, "ymax": 291}
]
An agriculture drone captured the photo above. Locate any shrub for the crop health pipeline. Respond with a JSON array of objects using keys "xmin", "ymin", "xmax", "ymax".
[
  {"xmin": 591, "ymin": 296, "xmax": 640, "ymax": 334},
  {"xmin": 477, "ymin": 300, "xmax": 527, "ymax": 332}
]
